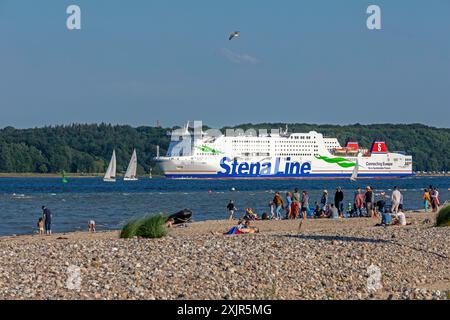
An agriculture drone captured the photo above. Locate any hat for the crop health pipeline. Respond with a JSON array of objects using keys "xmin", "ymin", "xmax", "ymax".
[{"xmin": 323, "ymin": 190, "xmax": 328, "ymax": 194}]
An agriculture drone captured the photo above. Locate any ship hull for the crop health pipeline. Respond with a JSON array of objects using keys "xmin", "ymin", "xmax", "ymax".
[{"xmin": 157, "ymin": 155, "xmax": 413, "ymax": 180}]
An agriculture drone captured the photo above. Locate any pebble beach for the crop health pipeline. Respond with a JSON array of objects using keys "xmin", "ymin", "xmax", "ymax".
[{"xmin": 0, "ymin": 212, "xmax": 448, "ymax": 300}]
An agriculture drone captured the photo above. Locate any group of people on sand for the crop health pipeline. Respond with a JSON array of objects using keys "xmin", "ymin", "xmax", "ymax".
[
  {"xmin": 36, "ymin": 205, "xmax": 96, "ymax": 235},
  {"xmin": 422, "ymin": 185, "xmax": 440, "ymax": 213}
]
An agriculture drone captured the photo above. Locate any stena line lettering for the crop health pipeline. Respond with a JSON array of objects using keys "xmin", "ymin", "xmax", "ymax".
[{"xmin": 219, "ymin": 157, "xmax": 311, "ymax": 177}]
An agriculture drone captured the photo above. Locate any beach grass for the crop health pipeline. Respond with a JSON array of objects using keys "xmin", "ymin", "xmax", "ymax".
[
  {"xmin": 436, "ymin": 205, "xmax": 450, "ymax": 227},
  {"xmin": 120, "ymin": 218, "xmax": 143, "ymax": 239},
  {"xmin": 120, "ymin": 214, "xmax": 168, "ymax": 239}
]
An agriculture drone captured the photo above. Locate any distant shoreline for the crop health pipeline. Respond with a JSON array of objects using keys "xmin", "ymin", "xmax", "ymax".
[
  {"xmin": 0, "ymin": 173, "xmax": 448, "ymax": 178},
  {"xmin": 0, "ymin": 173, "xmax": 163, "ymax": 178}
]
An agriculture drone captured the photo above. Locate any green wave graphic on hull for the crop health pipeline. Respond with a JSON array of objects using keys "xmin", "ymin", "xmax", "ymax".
[
  {"xmin": 315, "ymin": 155, "xmax": 356, "ymax": 168},
  {"xmin": 195, "ymin": 145, "xmax": 224, "ymax": 155}
]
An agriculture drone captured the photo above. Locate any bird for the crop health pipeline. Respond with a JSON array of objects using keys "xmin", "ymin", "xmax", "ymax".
[{"xmin": 228, "ymin": 31, "xmax": 240, "ymax": 41}]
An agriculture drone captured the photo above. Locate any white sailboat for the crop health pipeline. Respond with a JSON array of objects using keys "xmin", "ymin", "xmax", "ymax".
[
  {"xmin": 350, "ymin": 153, "xmax": 361, "ymax": 181},
  {"xmin": 104, "ymin": 150, "xmax": 117, "ymax": 182},
  {"xmin": 149, "ymin": 167, "xmax": 153, "ymax": 179},
  {"xmin": 124, "ymin": 149, "xmax": 138, "ymax": 181}
]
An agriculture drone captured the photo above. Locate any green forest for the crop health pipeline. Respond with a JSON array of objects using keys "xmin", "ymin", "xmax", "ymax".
[{"xmin": 0, "ymin": 123, "xmax": 448, "ymax": 174}]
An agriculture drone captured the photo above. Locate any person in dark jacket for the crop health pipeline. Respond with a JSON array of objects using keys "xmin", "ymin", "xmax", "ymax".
[
  {"xmin": 226, "ymin": 200, "xmax": 237, "ymax": 220},
  {"xmin": 334, "ymin": 187, "xmax": 344, "ymax": 216},
  {"xmin": 42, "ymin": 206, "xmax": 52, "ymax": 235}
]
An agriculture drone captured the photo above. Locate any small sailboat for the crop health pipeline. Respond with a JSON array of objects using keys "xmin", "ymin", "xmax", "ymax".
[
  {"xmin": 104, "ymin": 150, "xmax": 117, "ymax": 182},
  {"xmin": 149, "ymin": 167, "xmax": 153, "ymax": 179},
  {"xmin": 124, "ymin": 149, "xmax": 138, "ymax": 181},
  {"xmin": 350, "ymin": 153, "xmax": 361, "ymax": 181}
]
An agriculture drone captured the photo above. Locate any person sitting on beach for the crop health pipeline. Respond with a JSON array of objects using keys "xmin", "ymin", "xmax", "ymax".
[
  {"xmin": 317, "ymin": 204, "xmax": 330, "ymax": 218},
  {"xmin": 392, "ymin": 210, "xmax": 407, "ymax": 226},
  {"xmin": 328, "ymin": 203, "xmax": 339, "ymax": 219},
  {"xmin": 313, "ymin": 202, "xmax": 321, "ymax": 218},
  {"xmin": 379, "ymin": 211, "xmax": 393, "ymax": 226},
  {"xmin": 88, "ymin": 220, "xmax": 96, "ymax": 233},
  {"xmin": 37, "ymin": 217, "xmax": 44, "ymax": 235},
  {"xmin": 243, "ymin": 208, "xmax": 259, "ymax": 221}
]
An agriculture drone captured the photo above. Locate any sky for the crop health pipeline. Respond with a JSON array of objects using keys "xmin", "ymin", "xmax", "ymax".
[{"xmin": 0, "ymin": 0, "xmax": 449, "ymax": 128}]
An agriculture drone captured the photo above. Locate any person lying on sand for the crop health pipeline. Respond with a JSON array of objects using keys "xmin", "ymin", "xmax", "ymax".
[
  {"xmin": 239, "ymin": 220, "xmax": 259, "ymax": 233},
  {"xmin": 224, "ymin": 219, "xmax": 259, "ymax": 235}
]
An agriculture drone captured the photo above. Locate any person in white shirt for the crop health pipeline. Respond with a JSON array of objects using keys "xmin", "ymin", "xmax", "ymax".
[
  {"xmin": 394, "ymin": 211, "xmax": 407, "ymax": 226},
  {"xmin": 391, "ymin": 187, "xmax": 402, "ymax": 213}
]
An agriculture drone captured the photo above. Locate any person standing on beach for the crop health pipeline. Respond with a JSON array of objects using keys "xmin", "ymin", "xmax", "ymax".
[
  {"xmin": 320, "ymin": 190, "xmax": 328, "ymax": 213},
  {"xmin": 334, "ymin": 187, "xmax": 344, "ymax": 217},
  {"xmin": 430, "ymin": 187, "xmax": 440, "ymax": 212},
  {"xmin": 301, "ymin": 190, "xmax": 309, "ymax": 219},
  {"xmin": 354, "ymin": 188, "xmax": 364, "ymax": 217},
  {"xmin": 272, "ymin": 191, "xmax": 284, "ymax": 220},
  {"xmin": 285, "ymin": 192, "xmax": 293, "ymax": 219},
  {"xmin": 391, "ymin": 187, "xmax": 401, "ymax": 214},
  {"xmin": 422, "ymin": 189, "xmax": 431, "ymax": 212},
  {"xmin": 227, "ymin": 200, "xmax": 237, "ymax": 220},
  {"xmin": 42, "ymin": 206, "xmax": 52, "ymax": 235},
  {"xmin": 291, "ymin": 188, "xmax": 300, "ymax": 219}
]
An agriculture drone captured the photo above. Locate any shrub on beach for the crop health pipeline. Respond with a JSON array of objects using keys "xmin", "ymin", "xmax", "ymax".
[
  {"xmin": 120, "ymin": 214, "xmax": 168, "ymax": 239},
  {"xmin": 120, "ymin": 218, "xmax": 143, "ymax": 239},
  {"xmin": 436, "ymin": 206, "xmax": 450, "ymax": 227}
]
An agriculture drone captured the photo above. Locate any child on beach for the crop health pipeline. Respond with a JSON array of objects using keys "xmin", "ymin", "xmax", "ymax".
[
  {"xmin": 37, "ymin": 218, "xmax": 44, "ymax": 235},
  {"xmin": 88, "ymin": 220, "xmax": 96, "ymax": 233}
]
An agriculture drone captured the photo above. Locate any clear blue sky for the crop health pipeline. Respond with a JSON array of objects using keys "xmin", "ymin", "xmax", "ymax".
[{"xmin": 0, "ymin": 0, "xmax": 449, "ymax": 128}]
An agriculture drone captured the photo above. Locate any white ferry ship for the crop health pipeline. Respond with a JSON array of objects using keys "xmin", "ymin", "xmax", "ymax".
[{"xmin": 155, "ymin": 122, "xmax": 413, "ymax": 179}]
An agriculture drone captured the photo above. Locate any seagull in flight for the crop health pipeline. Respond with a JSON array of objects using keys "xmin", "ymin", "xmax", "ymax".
[{"xmin": 229, "ymin": 31, "xmax": 240, "ymax": 41}]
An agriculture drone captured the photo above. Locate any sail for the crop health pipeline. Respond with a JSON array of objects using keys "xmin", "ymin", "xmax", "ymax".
[
  {"xmin": 124, "ymin": 149, "xmax": 138, "ymax": 181},
  {"xmin": 104, "ymin": 150, "xmax": 117, "ymax": 182},
  {"xmin": 350, "ymin": 153, "xmax": 361, "ymax": 181}
]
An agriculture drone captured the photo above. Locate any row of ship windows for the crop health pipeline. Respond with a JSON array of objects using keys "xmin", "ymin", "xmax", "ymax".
[{"xmin": 276, "ymin": 153, "xmax": 313, "ymax": 156}]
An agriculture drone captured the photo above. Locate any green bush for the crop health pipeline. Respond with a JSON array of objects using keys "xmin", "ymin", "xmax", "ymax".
[
  {"xmin": 436, "ymin": 206, "xmax": 450, "ymax": 227},
  {"xmin": 120, "ymin": 214, "xmax": 168, "ymax": 239},
  {"xmin": 120, "ymin": 218, "xmax": 143, "ymax": 239}
]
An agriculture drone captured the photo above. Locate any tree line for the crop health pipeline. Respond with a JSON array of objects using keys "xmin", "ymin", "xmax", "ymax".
[{"xmin": 0, "ymin": 123, "xmax": 448, "ymax": 174}]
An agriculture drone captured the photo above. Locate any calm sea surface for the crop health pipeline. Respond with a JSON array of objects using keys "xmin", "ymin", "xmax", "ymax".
[{"xmin": 0, "ymin": 176, "xmax": 448, "ymax": 236}]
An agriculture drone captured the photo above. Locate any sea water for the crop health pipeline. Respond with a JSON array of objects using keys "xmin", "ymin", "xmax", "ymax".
[{"xmin": 0, "ymin": 176, "xmax": 448, "ymax": 236}]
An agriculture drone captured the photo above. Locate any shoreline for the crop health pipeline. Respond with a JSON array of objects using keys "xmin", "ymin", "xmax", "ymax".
[
  {"xmin": 0, "ymin": 173, "xmax": 449, "ymax": 178},
  {"xmin": 0, "ymin": 212, "xmax": 448, "ymax": 300}
]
